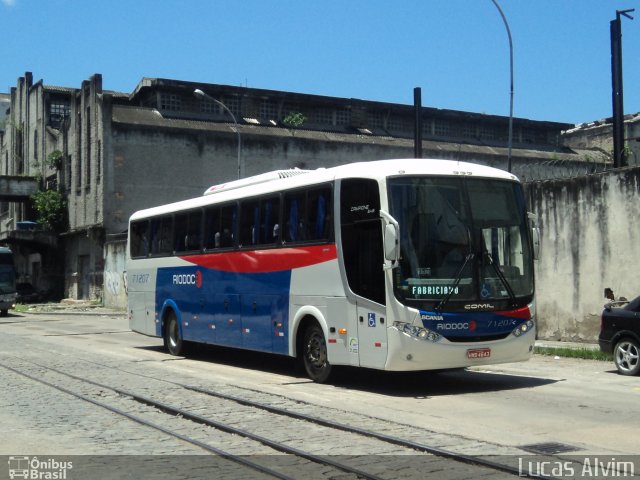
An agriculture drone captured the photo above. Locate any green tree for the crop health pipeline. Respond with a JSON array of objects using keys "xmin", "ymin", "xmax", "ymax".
[
  {"xmin": 31, "ymin": 190, "xmax": 67, "ymax": 232},
  {"xmin": 283, "ymin": 112, "xmax": 306, "ymax": 135},
  {"xmin": 45, "ymin": 150, "xmax": 63, "ymax": 170}
]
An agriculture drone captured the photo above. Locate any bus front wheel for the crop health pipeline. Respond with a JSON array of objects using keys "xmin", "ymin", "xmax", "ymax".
[
  {"xmin": 302, "ymin": 323, "xmax": 332, "ymax": 383},
  {"xmin": 164, "ymin": 312, "xmax": 186, "ymax": 356}
]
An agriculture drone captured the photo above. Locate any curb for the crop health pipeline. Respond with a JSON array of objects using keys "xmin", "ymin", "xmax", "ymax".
[
  {"xmin": 17, "ymin": 304, "xmax": 126, "ymax": 317},
  {"xmin": 534, "ymin": 340, "xmax": 600, "ymax": 351}
]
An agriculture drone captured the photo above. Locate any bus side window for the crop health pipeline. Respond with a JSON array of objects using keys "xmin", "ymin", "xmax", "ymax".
[
  {"xmin": 203, "ymin": 207, "xmax": 220, "ymax": 251},
  {"xmin": 240, "ymin": 199, "xmax": 260, "ymax": 247},
  {"xmin": 219, "ymin": 204, "xmax": 237, "ymax": 248},
  {"xmin": 284, "ymin": 192, "xmax": 306, "ymax": 242},
  {"xmin": 175, "ymin": 210, "xmax": 202, "ymax": 253},
  {"xmin": 188, "ymin": 211, "xmax": 202, "ymax": 251},
  {"xmin": 130, "ymin": 220, "xmax": 149, "ymax": 257},
  {"xmin": 150, "ymin": 216, "xmax": 173, "ymax": 256},
  {"xmin": 262, "ymin": 197, "xmax": 280, "ymax": 244},
  {"xmin": 173, "ymin": 213, "xmax": 187, "ymax": 252},
  {"xmin": 308, "ymin": 188, "xmax": 331, "ymax": 241}
]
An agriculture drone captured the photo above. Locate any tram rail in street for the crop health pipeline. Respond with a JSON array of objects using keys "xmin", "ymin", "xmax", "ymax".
[{"xmin": 0, "ymin": 355, "xmax": 558, "ymax": 480}]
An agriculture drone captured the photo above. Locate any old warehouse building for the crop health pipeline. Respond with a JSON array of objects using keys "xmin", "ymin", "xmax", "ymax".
[{"xmin": 1, "ymin": 71, "xmax": 586, "ymax": 307}]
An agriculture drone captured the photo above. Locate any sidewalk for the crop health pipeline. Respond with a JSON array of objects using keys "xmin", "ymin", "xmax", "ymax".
[
  {"xmin": 18, "ymin": 300, "xmax": 126, "ymax": 317},
  {"xmin": 535, "ymin": 339, "xmax": 600, "ymax": 350}
]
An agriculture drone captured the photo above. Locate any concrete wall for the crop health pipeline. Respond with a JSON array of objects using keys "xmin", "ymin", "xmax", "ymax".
[
  {"xmin": 63, "ymin": 229, "xmax": 104, "ymax": 301},
  {"xmin": 525, "ymin": 166, "xmax": 640, "ymax": 341},
  {"xmin": 103, "ymin": 236, "xmax": 127, "ymax": 309}
]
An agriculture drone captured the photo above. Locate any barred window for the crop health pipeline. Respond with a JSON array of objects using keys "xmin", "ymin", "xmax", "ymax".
[
  {"xmin": 160, "ymin": 93, "xmax": 182, "ymax": 112},
  {"xmin": 335, "ymin": 109, "xmax": 351, "ymax": 126},
  {"xmin": 434, "ymin": 120, "xmax": 451, "ymax": 137},
  {"xmin": 387, "ymin": 115, "xmax": 407, "ymax": 132},
  {"xmin": 368, "ymin": 111, "xmax": 385, "ymax": 129},
  {"xmin": 461, "ymin": 124, "xmax": 476, "ymax": 138},
  {"xmin": 198, "ymin": 98, "xmax": 218, "ymax": 114},
  {"xmin": 48, "ymin": 102, "xmax": 70, "ymax": 128},
  {"xmin": 260, "ymin": 100, "xmax": 278, "ymax": 120},
  {"xmin": 521, "ymin": 128, "xmax": 535, "ymax": 144},
  {"xmin": 221, "ymin": 96, "xmax": 240, "ymax": 117},
  {"xmin": 312, "ymin": 108, "xmax": 334, "ymax": 125}
]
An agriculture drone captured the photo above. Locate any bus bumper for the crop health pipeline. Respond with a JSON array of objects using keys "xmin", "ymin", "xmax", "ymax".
[{"xmin": 384, "ymin": 327, "xmax": 535, "ymax": 371}]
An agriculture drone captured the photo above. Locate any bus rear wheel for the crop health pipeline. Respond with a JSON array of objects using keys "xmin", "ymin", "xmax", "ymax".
[
  {"xmin": 164, "ymin": 312, "xmax": 186, "ymax": 356},
  {"xmin": 302, "ymin": 323, "xmax": 332, "ymax": 383}
]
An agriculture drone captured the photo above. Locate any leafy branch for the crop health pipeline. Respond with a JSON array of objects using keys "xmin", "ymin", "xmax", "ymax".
[
  {"xmin": 283, "ymin": 112, "xmax": 306, "ymax": 135},
  {"xmin": 31, "ymin": 190, "xmax": 67, "ymax": 232}
]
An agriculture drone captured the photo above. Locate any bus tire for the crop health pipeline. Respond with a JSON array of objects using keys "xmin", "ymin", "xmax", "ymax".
[
  {"xmin": 302, "ymin": 323, "xmax": 332, "ymax": 383},
  {"xmin": 0, "ymin": 309, "xmax": 7, "ymax": 317},
  {"xmin": 164, "ymin": 311, "xmax": 186, "ymax": 356}
]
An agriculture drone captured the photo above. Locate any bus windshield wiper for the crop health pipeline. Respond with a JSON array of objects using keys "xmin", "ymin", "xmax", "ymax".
[
  {"xmin": 484, "ymin": 252, "xmax": 517, "ymax": 307},
  {"xmin": 435, "ymin": 252, "xmax": 475, "ymax": 312}
]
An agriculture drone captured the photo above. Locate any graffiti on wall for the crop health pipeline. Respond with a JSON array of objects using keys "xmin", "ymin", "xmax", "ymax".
[{"xmin": 105, "ymin": 271, "xmax": 122, "ymax": 297}]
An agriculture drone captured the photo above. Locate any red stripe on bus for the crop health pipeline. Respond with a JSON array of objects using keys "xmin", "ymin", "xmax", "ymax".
[
  {"xmin": 495, "ymin": 305, "xmax": 531, "ymax": 320},
  {"xmin": 180, "ymin": 244, "xmax": 337, "ymax": 273}
]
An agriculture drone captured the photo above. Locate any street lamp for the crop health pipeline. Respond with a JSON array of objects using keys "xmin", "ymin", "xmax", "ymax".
[
  {"xmin": 193, "ymin": 88, "xmax": 242, "ymax": 179},
  {"xmin": 491, "ymin": 0, "xmax": 514, "ymax": 173}
]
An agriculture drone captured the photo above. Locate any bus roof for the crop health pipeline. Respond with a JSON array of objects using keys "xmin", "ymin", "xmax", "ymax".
[{"xmin": 130, "ymin": 158, "xmax": 518, "ymax": 221}]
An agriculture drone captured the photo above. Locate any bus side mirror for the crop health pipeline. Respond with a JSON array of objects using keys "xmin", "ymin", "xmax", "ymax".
[
  {"xmin": 528, "ymin": 212, "xmax": 540, "ymax": 260},
  {"xmin": 384, "ymin": 224, "xmax": 399, "ymax": 261},
  {"xmin": 380, "ymin": 210, "xmax": 400, "ymax": 269}
]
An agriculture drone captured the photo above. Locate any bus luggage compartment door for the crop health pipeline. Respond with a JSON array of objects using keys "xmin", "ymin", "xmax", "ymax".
[
  {"xmin": 356, "ymin": 302, "xmax": 388, "ymax": 369},
  {"xmin": 213, "ymin": 294, "xmax": 241, "ymax": 347},
  {"xmin": 129, "ymin": 291, "xmax": 156, "ymax": 336},
  {"xmin": 241, "ymin": 294, "xmax": 287, "ymax": 353}
]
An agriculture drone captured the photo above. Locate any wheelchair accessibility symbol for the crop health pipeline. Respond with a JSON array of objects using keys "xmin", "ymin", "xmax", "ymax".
[{"xmin": 368, "ymin": 313, "xmax": 376, "ymax": 327}]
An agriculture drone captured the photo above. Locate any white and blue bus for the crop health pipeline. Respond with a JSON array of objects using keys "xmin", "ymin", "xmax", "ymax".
[
  {"xmin": 127, "ymin": 159, "xmax": 538, "ymax": 382},
  {"xmin": 0, "ymin": 247, "xmax": 17, "ymax": 316}
]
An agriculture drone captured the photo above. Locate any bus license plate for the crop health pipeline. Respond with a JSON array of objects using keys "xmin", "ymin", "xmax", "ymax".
[{"xmin": 467, "ymin": 348, "xmax": 491, "ymax": 359}]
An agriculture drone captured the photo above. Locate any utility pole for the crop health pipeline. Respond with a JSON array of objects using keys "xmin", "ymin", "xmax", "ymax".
[
  {"xmin": 413, "ymin": 87, "xmax": 423, "ymax": 159},
  {"xmin": 610, "ymin": 8, "xmax": 634, "ymax": 168}
]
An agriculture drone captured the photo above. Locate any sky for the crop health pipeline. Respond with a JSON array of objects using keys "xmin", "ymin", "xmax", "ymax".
[{"xmin": 1, "ymin": 0, "xmax": 638, "ymax": 125}]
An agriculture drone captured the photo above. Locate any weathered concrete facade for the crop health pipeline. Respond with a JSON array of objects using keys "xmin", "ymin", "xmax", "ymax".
[
  {"xmin": 525, "ymin": 166, "xmax": 640, "ymax": 341},
  {"xmin": 563, "ymin": 113, "xmax": 640, "ymax": 166}
]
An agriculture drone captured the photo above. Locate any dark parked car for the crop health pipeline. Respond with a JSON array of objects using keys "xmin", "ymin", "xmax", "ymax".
[
  {"xmin": 599, "ymin": 296, "xmax": 640, "ymax": 376},
  {"xmin": 16, "ymin": 283, "xmax": 41, "ymax": 303}
]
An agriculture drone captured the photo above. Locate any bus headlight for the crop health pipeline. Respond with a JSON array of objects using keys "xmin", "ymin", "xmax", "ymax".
[
  {"xmin": 393, "ymin": 321, "xmax": 441, "ymax": 343},
  {"xmin": 512, "ymin": 320, "xmax": 535, "ymax": 337}
]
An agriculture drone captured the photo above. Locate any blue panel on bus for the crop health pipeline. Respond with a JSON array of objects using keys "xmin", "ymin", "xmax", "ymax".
[
  {"xmin": 419, "ymin": 309, "xmax": 529, "ymax": 338},
  {"xmin": 156, "ymin": 266, "xmax": 291, "ymax": 354}
]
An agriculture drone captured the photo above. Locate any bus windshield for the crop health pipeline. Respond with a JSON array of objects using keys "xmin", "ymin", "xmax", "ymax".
[
  {"xmin": 388, "ymin": 176, "xmax": 534, "ymax": 310},
  {"xmin": 0, "ymin": 262, "xmax": 16, "ymax": 295}
]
